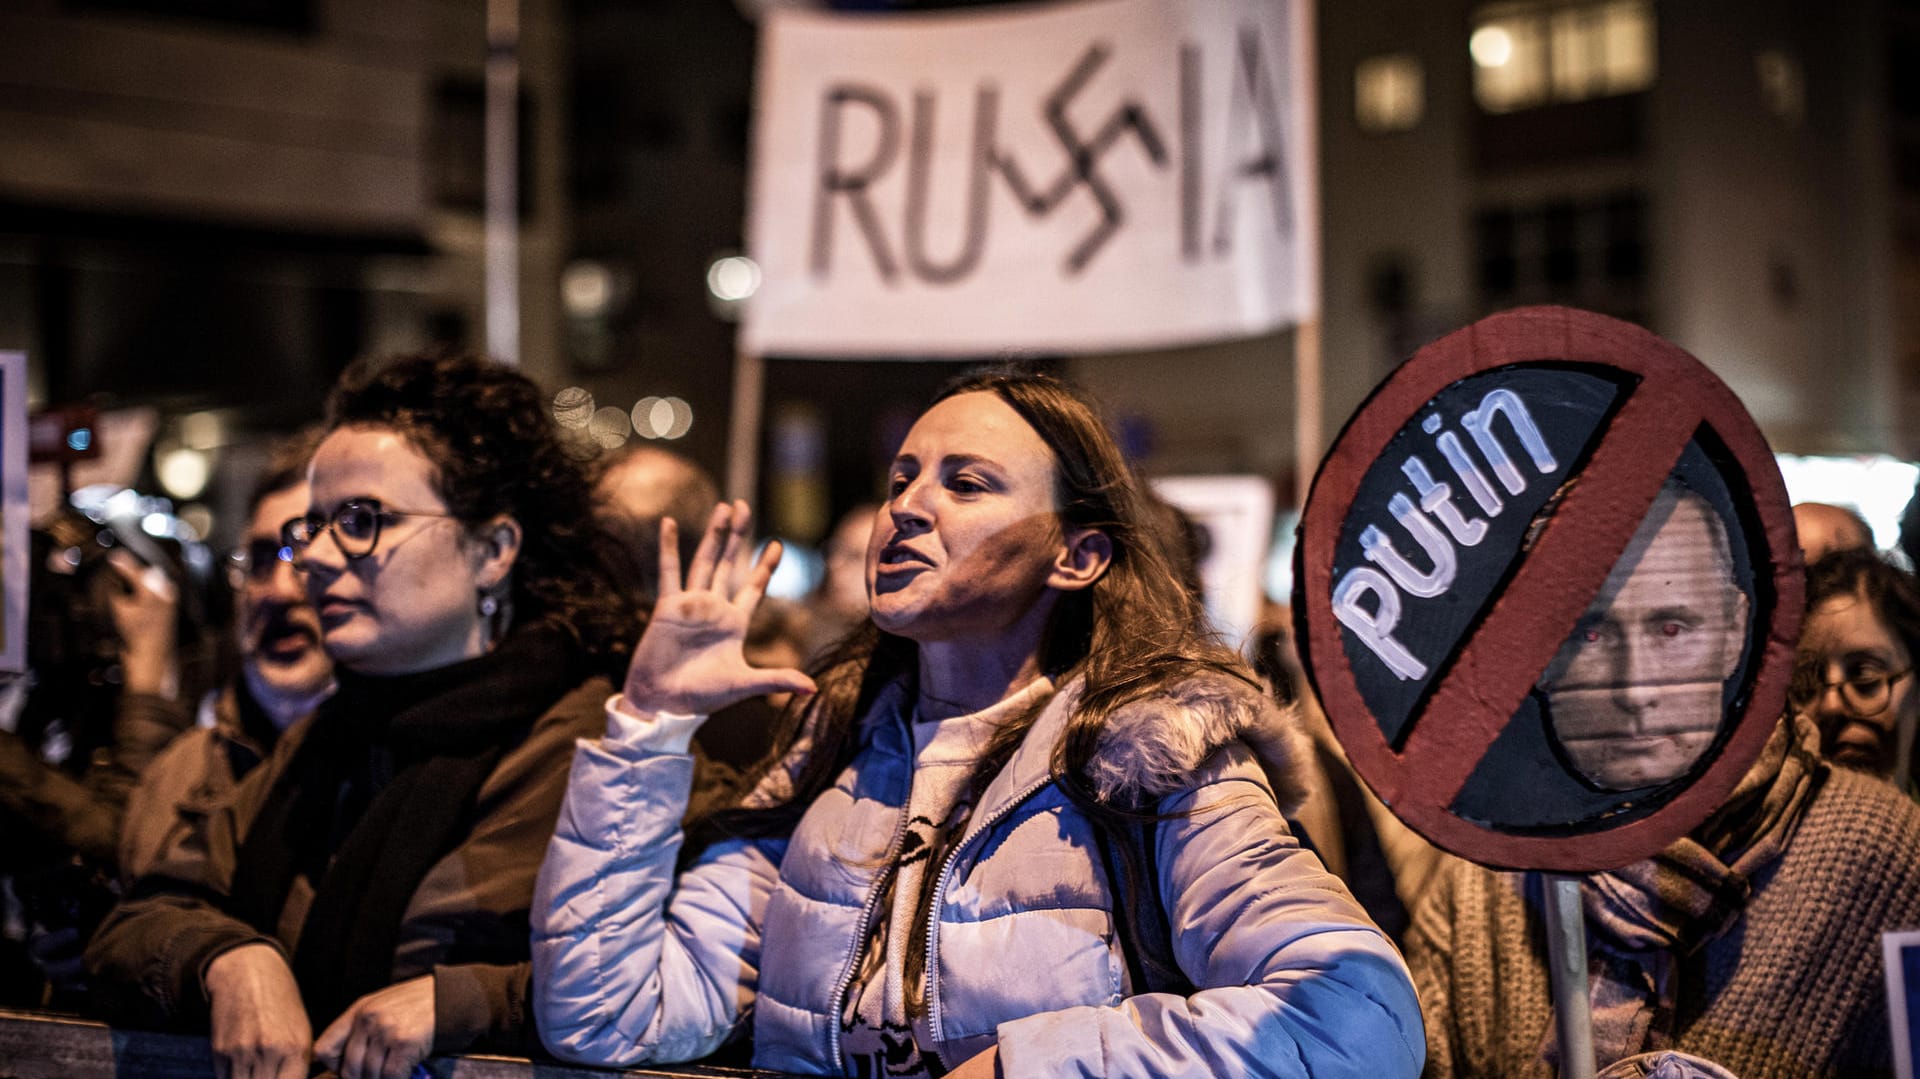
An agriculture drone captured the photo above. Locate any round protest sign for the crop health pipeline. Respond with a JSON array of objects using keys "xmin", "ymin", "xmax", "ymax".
[{"xmin": 1293, "ymin": 306, "xmax": 1801, "ymax": 872}]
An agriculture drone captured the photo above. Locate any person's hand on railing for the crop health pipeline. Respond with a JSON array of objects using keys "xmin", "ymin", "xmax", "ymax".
[
  {"xmin": 203, "ymin": 943, "xmax": 311, "ymax": 1079},
  {"xmin": 620, "ymin": 500, "xmax": 815, "ymax": 719},
  {"xmin": 314, "ymin": 974, "xmax": 435, "ymax": 1079}
]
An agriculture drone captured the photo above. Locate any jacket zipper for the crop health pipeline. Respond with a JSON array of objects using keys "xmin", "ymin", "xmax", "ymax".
[
  {"xmin": 921, "ymin": 776, "xmax": 1053, "ymax": 1061},
  {"xmin": 827, "ymin": 796, "xmax": 912, "ymax": 1073}
]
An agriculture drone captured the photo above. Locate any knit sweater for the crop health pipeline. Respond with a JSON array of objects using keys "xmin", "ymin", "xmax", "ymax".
[{"xmin": 1407, "ymin": 766, "xmax": 1920, "ymax": 1078}]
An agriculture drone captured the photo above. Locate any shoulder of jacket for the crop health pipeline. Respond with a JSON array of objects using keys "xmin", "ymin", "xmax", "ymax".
[{"xmin": 1081, "ymin": 673, "xmax": 1311, "ymax": 814}]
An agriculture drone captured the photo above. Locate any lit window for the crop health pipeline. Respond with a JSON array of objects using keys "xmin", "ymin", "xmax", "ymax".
[
  {"xmin": 1355, "ymin": 54, "xmax": 1425, "ymax": 133},
  {"xmin": 1471, "ymin": 0, "xmax": 1655, "ymax": 114},
  {"xmin": 1472, "ymin": 17, "xmax": 1548, "ymax": 112}
]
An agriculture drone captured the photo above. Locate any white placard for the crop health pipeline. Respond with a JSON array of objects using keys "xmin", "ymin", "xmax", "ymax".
[
  {"xmin": 1891, "ymin": 928, "xmax": 1920, "ymax": 1079},
  {"xmin": 1150, "ymin": 474, "xmax": 1274, "ymax": 647},
  {"xmin": 1, "ymin": 353, "xmax": 27, "ymax": 673},
  {"xmin": 745, "ymin": 0, "xmax": 1316, "ymax": 357}
]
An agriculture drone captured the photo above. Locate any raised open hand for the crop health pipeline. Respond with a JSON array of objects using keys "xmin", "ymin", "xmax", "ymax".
[{"xmin": 622, "ymin": 500, "xmax": 816, "ymax": 716}]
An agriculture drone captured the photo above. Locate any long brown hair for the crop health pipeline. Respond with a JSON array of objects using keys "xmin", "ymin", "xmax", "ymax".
[{"xmin": 685, "ymin": 366, "xmax": 1254, "ymax": 840}]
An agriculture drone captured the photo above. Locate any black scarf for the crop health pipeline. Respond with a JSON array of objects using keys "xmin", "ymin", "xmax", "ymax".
[{"xmin": 228, "ymin": 624, "xmax": 586, "ymax": 1028}]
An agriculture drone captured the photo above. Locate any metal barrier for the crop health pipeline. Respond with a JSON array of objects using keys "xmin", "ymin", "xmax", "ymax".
[{"xmin": 0, "ymin": 1008, "xmax": 790, "ymax": 1079}]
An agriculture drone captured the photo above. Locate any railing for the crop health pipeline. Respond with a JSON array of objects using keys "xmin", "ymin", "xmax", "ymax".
[{"xmin": 0, "ymin": 1008, "xmax": 793, "ymax": 1079}]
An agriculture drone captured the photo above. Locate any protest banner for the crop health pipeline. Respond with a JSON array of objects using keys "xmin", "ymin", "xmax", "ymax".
[{"xmin": 743, "ymin": 0, "xmax": 1315, "ymax": 357}]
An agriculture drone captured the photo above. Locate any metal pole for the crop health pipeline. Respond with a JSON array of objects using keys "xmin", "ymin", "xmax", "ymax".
[
  {"xmin": 1543, "ymin": 873, "xmax": 1596, "ymax": 1079},
  {"xmin": 485, "ymin": 0, "xmax": 521, "ymax": 366}
]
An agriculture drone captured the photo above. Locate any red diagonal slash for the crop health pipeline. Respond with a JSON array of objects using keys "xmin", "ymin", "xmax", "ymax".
[{"xmin": 1396, "ymin": 385, "xmax": 1702, "ymax": 801}]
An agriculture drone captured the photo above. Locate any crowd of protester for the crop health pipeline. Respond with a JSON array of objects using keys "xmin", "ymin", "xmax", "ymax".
[{"xmin": 0, "ymin": 351, "xmax": 1915, "ymax": 1078}]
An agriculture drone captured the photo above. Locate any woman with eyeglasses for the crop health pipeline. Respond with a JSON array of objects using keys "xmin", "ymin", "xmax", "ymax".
[
  {"xmin": 88, "ymin": 353, "xmax": 631, "ymax": 1079},
  {"xmin": 1796, "ymin": 547, "xmax": 1920, "ymax": 792},
  {"xmin": 531, "ymin": 369, "xmax": 1424, "ymax": 1078}
]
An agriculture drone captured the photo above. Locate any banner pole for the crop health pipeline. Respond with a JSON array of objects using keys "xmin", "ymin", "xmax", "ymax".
[
  {"xmin": 1293, "ymin": 318, "xmax": 1322, "ymax": 508},
  {"xmin": 1292, "ymin": 0, "xmax": 1323, "ymax": 508},
  {"xmin": 1544, "ymin": 873, "xmax": 1596, "ymax": 1079},
  {"xmin": 484, "ymin": 0, "xmax": 520, "ymax": 366},
  {"xmin": 727, "ymin": 349, "xmax": 766, "ymax": 504}
]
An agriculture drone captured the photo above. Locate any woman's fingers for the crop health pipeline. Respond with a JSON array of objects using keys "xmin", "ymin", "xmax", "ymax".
[
  {"xmin": 747, "ymin": 667, "xmax": 818, "ymax": 700},
  {"xmin": 656, "ymin": 517, "xmax": 682, "ymax": 598},
  {"xmin": 340, "ymin": 1024, "xmax": 370, "ymax": 1079},
  {"xmin": 683, "ymin": 502, "xmax": 732, "ymax": 593},
  {"xmin": 730, "ymin": 537, "xmax": 783, "ymax": 612},
  {"xmin": 715, "ymin": 500, "xmax": 756, "ymax": 595}
]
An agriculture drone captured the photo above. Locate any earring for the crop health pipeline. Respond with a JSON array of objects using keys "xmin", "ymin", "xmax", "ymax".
[{"xmin": 479, "ymin": 592, "xmax": 500, "ymax": 619}]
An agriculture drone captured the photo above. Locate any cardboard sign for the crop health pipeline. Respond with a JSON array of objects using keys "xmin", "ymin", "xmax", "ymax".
[
  {"xmin": 1149, "ymin": 474, "xmax": 1273, "ymax": 646},
  {"xmin": 1293, "ymin": 307, "xmax": 1801, "ymax": 872},
  {"xmin": 744, "ymin": 0, "xmax": 1316, "ymax": 356},
  {"xmin": 1888, "ymin": 929, "xmax": 1920, "ymax": 1079},
  {"xmin": 0, "ymin": 354, "xmax": 25, "ymax": 673}
]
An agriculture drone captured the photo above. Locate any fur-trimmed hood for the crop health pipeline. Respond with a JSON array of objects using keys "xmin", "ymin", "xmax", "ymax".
[
  {"xmin": 1076, "ymin": 674, "xmax": 1313, "ymax": 815},
  {"xmin": 762, "ymin": 671, "xmax": 1315, "ymax": 819}
]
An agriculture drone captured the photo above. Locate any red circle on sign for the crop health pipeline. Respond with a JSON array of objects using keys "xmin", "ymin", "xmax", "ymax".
[{"xmin": 1295, "ymin": 306, "xmax": 1802, "ymax": 872}]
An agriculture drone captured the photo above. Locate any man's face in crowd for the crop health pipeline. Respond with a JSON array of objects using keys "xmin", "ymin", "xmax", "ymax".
[
  {"xmin": 238, "ymin": 483, "xmax": 333, "ymax": 712},
  {"xmin": 1538, "ymin": 488, "xmax": 1749, "ymax": 790}
]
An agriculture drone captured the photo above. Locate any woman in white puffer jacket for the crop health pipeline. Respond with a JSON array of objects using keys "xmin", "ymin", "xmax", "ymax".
[{"xmin": 533, "ymin": 369, "xmax": 1424, "ymax": 1078}]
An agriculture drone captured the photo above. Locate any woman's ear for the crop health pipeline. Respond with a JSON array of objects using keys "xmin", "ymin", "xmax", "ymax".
[
  {"xmin": 471, "ymin": 514, "xmax": 524, "ymax": 590},
  {"xmin": 1049, "ymin": 528, "xmax": 1113, "ymax": 592}
]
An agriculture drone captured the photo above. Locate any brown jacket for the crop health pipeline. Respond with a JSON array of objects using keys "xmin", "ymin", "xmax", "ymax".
[
  {"xmin": 85, "ymin": 674, "xmax": 611, "ymax": 1053},
  {"xmin": 118, "ymin": 685, "xmax": 283, "ymax": 884},
  {"xmin": 0, "ymin": 691, "xmax": 195, "ymax": 868}
]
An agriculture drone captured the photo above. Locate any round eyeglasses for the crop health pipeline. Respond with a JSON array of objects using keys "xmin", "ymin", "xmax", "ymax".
[
  {"xmin": 1788, "ymin": 665, "xmax": 1914, "ymax": 719},
  {"xmin": 280, "ymin": 498, "xmax": 456, "ymax": 566}
]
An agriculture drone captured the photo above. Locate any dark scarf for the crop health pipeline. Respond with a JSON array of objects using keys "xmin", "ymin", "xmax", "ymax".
[
  {"xmin": 221, "ymin": 678, "xmax": 286, "ymax": 781},
  {"xmin": 1542, "ymin": 713, "xmax": 1827, "ymax": 1065},
  {"xmin": 228, "ymin": 624, "xmax": 586, "ymax": 1029}
]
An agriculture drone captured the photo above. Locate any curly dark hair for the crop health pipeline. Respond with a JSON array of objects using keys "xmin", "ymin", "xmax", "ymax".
[{"xmin": 324, "ymin": 352, "xmax": 630, "ymax": 664}]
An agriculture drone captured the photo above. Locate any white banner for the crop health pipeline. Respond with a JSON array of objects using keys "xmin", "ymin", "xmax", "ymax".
[{"xmin": 744, "ymin": 0, "xmax": 1316, "ymax": 357}]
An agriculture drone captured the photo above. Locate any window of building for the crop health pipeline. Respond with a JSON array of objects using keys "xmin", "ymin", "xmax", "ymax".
[
  {"xmin": 1471, "ymin": 0, "xmax": 1655, "ymax": 114},
  {"xmin": 429, "ymin": 78, "xmax": 535, "ymax": 217},
  {"xmin": 1355, "ymin": 54, "xmax": 1425, "ymax": 133},
  {"xmin": 1475, "ymin": 190, "xmax": 1649, "ymax": 319}
]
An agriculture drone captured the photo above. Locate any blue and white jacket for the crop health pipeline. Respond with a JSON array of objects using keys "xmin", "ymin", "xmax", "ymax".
[{"xmin": 531, "ymin": 675, "xmax": 1425, "ymax": 1078}]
